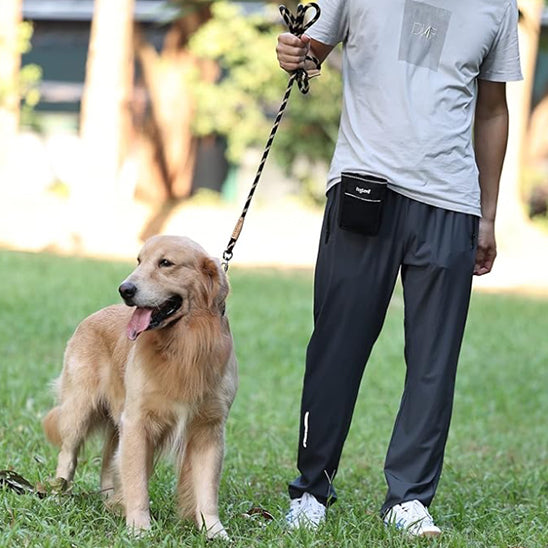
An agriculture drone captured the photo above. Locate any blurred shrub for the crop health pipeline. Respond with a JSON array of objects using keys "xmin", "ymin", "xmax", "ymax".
[{"xmin": 0, "ymin": 21, "xmax": 42, "ymax": 121}]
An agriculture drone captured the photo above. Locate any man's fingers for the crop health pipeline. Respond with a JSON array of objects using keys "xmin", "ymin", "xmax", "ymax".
[
  {"xmin": 474, "ymin": 218, "xmax": 497, "ymax": 276},
  {"xmin": 276, "ymin": 32, "xmax": 310, "ymax": 71},
  {"xmin": 276, "ymin": 47, "xmax": 307, "ymax": 62},
  {"xmin": 474, "ymin": 246, "xmax": 496, "ymax": 276},
  {"xmin": 276, "ymin": 51, "xmax": 307, "ymax": 71},
  {"xmin": 278, "ymin": 32, "xmax": 308, "ymax": 47},
  {"xmin": 474, "ymin": 265, "xmax": 493, "ymax": 276},
  {"xmin": 277, "ymin": 57, "xmax": 304, "ymax": 71}
]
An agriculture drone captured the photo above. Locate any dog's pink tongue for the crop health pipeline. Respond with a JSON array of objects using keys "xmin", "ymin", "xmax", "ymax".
[{"xmin": 127, "ymin": 307, "xmax": 153, "ymax": 341}]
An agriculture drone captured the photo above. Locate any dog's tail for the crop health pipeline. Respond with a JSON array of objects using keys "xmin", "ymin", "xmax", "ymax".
[{"xmin": 43, "ymin": 407, "xmax": 62, "ymax": 447}]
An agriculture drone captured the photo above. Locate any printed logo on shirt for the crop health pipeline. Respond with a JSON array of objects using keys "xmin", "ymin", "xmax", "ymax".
[{"xmin": 398, "ymin": 0, "xmax": 452, "ymax": 71}]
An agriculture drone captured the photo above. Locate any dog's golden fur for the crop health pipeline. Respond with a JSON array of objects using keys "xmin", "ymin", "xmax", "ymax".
[{"xmin": 43, "ymin": 235, "xmax": 238, "ymax": 539}]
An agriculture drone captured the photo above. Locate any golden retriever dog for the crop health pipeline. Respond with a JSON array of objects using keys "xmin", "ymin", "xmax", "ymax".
[{"xmin": 43, "ymin": 235, "xmax": 238, "ymax": 539}]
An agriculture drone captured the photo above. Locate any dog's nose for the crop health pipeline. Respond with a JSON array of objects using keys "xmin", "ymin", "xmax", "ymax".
[{"xmin": 119, "ymin": 281, "xmax": 137, "ymax": 300}]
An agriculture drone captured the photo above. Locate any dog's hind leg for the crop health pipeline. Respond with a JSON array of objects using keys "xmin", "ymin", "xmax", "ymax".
[
  {"xmin": 177, "ymin": 421, "xmax": 228, "ymax": 540},
  {"xmin": 100, "ymin": 423, "xmax": 119, "ymax": 497},
  {"xmin": 51, "ymin": 396, "xmax": 98, "ymax": 483},
  {"xmin": 176, "ymin": 451, "xmax": 194, "ymax": 522}
]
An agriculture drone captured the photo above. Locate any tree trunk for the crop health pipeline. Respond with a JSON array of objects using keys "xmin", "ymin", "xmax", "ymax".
[
  {"xmin": 526, "ymin": 94, "xmax": 548, "ymax": 164},
  {"xmin": 80, "ymin": 0, "xmax": 135, "ymax": 198},
  {"xmin": 133, "ymin": 5, "xmax": 217, "ymax": 206},
  {"xmin": 134, "ymin": 28, "xmax": 198, "ymax": 203},
  {"xmin": 0, "ymin": 0, "xmax": 22, "ymax": 183}
]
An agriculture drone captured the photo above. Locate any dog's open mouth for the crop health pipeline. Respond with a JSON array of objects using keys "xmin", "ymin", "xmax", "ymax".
[{"xmin": 126, "ymin": 296, "xmax": 183, "ymax": 341}]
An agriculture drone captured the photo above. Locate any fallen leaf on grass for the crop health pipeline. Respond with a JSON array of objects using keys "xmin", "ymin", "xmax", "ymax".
[
  {"xmin": 243, "ymin": 506, "xmax": 274, "ymax": 521},
  {"xmin": 0, "ymin": 469, "xmax": 35, "ymax": 495},
  {"xmin": 0, "ymin": 469, "xmax": 70, "ymax": 498}
]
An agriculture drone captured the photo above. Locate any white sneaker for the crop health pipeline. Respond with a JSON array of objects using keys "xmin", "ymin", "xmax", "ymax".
[
  {"xmin": 285, "ymin": 492, "xmax": 326, "ymax": 530},
  {"xmin": 383, "ymin": 499, "xmax": 441, "ymax": 537}
]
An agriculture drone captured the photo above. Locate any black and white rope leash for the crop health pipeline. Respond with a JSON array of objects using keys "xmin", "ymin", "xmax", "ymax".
[{"xmin": 221, "ymin": 3, "xmax": 321, "ymax": 271}]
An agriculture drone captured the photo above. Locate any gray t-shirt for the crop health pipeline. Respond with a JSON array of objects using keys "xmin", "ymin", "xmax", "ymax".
[{"xmin": 308, "ymin": 0, "xmax": 523, "ymax": 216}]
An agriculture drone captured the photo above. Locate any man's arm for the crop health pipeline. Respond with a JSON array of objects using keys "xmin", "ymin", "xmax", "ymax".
[
  {"xmin": 473, "ymin": 79, "xmax": 509, "ymax": 276},
  {"xmin": 276, "ymin": 33, "xmax": 334, "ymax": 73}
]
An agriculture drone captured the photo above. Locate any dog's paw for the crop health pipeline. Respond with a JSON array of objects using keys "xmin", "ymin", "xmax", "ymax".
[
  {"xmin": 46, "ymin": 477, "xmax": 71, "ymax": 494},
  {"xmin": 127, "ymin": 527, "xmax": 152, "ymax": 540},
  {"xmin": 126, "ymin": 512, "xmax": 152, "ymax": 536},
  {"xmin": 104, "ymin": 492, "xmax": 124, "ymax": 516},
  {"xmin": 205, "ymin": 521, "xmax": 229, "ymax": 541}
]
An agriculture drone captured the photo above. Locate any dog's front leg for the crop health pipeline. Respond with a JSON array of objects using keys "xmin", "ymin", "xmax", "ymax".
[
  {"xmin": 179, "ymin": 421, "xmax": 228, "ymax": 540},
  {"xmin": 119, "ymin": 414, "xmax": 153, "ymax": 532}
]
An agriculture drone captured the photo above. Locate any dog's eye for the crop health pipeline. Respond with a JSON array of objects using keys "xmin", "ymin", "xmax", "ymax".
[{"xmin": 159, "ymin": 259, "xmax": 174, "ymax": 268}]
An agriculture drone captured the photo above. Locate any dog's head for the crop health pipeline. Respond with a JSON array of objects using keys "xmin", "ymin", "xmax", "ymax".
[{"xmin": 119, "ymin": 235, "xmax": 229, "ymax": 341}]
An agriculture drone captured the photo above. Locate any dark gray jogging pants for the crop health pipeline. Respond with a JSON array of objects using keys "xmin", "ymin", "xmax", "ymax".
[{"xmin": 288, "ymin": 186, "xmax": 478, "ymax": 515}]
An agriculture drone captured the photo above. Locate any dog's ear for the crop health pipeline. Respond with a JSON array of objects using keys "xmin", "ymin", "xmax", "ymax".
[{"xmin": 200, "ymin": 256, "xmax": 229, "ymax": 313}]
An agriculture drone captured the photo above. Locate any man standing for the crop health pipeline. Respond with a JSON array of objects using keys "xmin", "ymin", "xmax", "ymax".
[{"xmin": 276, "ymin": 0, "xmax": 522, "ymax": 537}]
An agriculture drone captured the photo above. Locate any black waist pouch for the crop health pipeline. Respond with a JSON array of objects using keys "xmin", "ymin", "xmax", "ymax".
[{"xmin": 338, "ymin": 172, "xmax": 387, "ymax": 236}]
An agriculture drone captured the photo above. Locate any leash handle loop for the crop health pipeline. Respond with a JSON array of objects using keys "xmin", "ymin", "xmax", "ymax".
[{"xmin": 279, "ymin": 3, "xmax": 321, "ymax": 94}]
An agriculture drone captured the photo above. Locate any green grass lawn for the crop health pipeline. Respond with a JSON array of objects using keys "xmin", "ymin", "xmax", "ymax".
[{"xmin": 0, "ymin": 248, "xmax": 547, "ymax": 547}]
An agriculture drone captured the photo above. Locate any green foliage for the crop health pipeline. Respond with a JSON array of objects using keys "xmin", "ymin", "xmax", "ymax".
[
  {"xmin": 188, "ymin": 1, "xmax": 342, "ymax": 179},
  {"xmin": 18, "ymin": 24, "xmax": 42, "ymax": 125},
  {"xmin": 0, "ymin": 22, "xmax": 41, "ymax": 117},
  {"xmin": 19, "ymin": 63, "xmax": 41, "ymax": 111}
]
